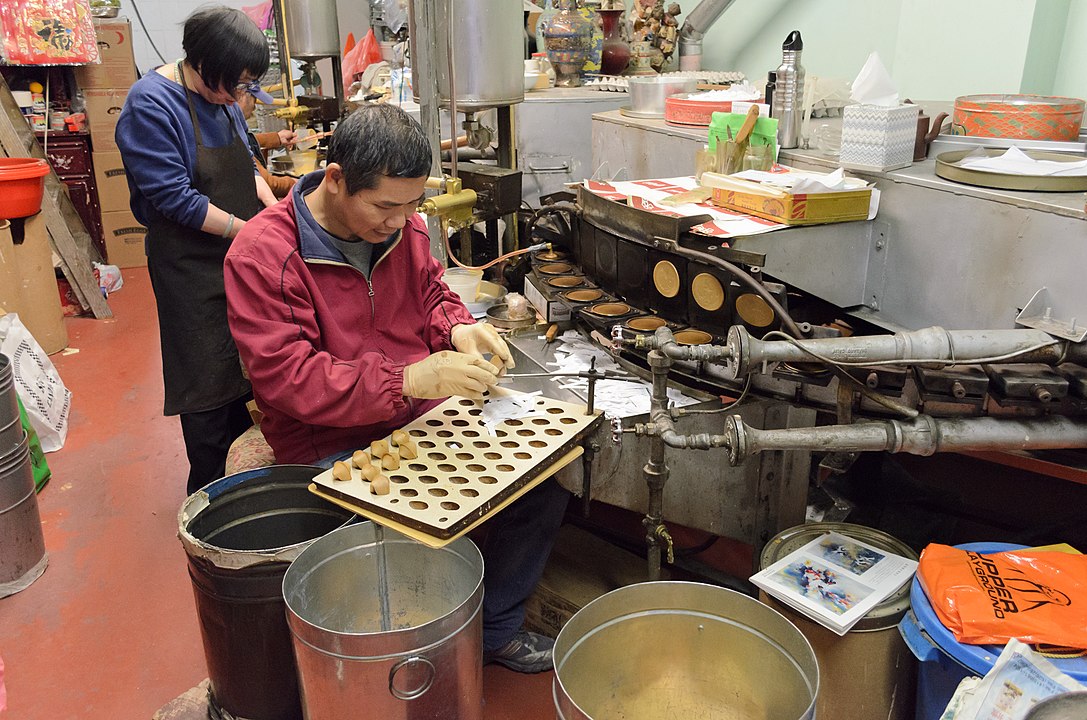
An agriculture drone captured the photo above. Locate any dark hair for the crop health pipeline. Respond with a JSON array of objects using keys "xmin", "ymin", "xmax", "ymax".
[
  {"xmin": 182, "ymin": 6, "xmax": 270, "ymax": 93},
  {"xmin": 326, "ymin": 105, "xmax": 433, "ymax": 194}
]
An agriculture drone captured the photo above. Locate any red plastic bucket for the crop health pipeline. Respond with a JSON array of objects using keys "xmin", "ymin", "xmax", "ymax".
[{"xmin": 0, "ymin": 158, "xmax": 50, "ymax": 220}]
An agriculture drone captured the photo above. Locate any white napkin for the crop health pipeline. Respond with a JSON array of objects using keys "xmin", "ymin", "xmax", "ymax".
[
  {"xmin": 956, "ymin": 146, "xmax": 1087, "ymax": 176},
  {"xmin": 850, "ymin": 52, "xmax": 898, "ymax": 107},
  {"xmin": 686, "ymin": 82, "xmax": 763, "ymax": 103}
]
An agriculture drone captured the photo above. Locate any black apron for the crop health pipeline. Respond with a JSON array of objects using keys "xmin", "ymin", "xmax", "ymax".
[{"xmin": 147, "ymin": 66, "xmax": 260, "ymax": 416}]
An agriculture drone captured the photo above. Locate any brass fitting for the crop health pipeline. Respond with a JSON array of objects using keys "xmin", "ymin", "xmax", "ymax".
[
  {"xmin": 418, "ymin": 176, "xmax": 477, "ymax": 229},
  {"xmin": 272, "ymin": 103, "xmax": 309, "ymax": 121},
  {"xmin": 654, "ymin": 525, "xmax": 675, "ymax": 564}
]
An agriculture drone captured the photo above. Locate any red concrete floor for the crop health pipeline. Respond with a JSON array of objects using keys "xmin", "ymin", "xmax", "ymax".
[{"xmin": 0, "ymin": 268, "xmax": 555, "ymax": 719}]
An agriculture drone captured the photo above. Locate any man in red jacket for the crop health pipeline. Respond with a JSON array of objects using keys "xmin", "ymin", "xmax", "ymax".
[{"xmin": 224, "ymin": 104, "xmax": 567, "ymax": 673}]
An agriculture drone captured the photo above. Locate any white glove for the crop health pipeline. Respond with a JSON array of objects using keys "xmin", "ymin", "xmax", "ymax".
[
  {"xmin": 403, "ymin": 350, "xmax": 499, "ymax": 400},
  {"xmin": 450, "ymin": 323, "xmax": 515, "ymax": 374}
]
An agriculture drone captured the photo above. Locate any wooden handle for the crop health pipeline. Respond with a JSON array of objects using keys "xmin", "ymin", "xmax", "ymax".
[
  {"xmin": 544, "ymin": 323, "xmax": 559, "ymax": 343},
  {"xmin": 736, "ymin": 104, "xmax": 760, "ymax": 145}
]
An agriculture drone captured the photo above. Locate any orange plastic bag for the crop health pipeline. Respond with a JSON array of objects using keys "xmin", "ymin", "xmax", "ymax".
[
  {"xmin": 917, "ymin": 544, "xmax": 1087, "ymax": 648},
  {"xmin": 342, "ymin": 28, "xmax": 383, "ymax": 97}
]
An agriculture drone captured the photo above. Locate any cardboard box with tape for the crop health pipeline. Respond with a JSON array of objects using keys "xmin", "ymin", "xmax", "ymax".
[
  {"xmin": 93, "ymin": 151, "xmax": 130, "ymax": 214},
  {"xmin": 75, "ymin": 19, "xmax": 137, "ymax": 90},
  {"xmin": 84, "ymin": 88, "xmax": 128, "ymax": 153}
]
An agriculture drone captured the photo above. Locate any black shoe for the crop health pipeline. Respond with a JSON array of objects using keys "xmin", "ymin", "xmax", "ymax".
[{"xmin": 483, "ymin": 630, "xmax": 555, "ymax": 673}]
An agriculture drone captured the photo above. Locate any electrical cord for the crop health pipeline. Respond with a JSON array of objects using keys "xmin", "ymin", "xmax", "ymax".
[
  {"xmin": 129, "ymin": 0, "xmax": 168, "ymax": 66},
  {"xmin": 760, "ymin": 331, "xmax": 1062, "ymax": 368},
  {"xmin": 673, "ymin": 374, "xmax": 752, "ymax": 415}
]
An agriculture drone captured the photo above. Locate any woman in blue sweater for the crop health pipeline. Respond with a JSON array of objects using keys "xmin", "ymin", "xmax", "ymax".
[{"xmin": 116, "ymin": 6, "xmax": 276, "ymax": 495}]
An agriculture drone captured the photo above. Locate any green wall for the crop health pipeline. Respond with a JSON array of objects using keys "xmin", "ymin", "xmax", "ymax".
[{"xmin": 697, "ymin": 0, "xmax": 1085, "ymax": 102}]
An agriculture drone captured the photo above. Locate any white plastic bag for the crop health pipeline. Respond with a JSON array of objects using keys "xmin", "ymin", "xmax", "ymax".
[{"xmin": 0, "ymin": 313, "xmax": 71, "ymax": 452}]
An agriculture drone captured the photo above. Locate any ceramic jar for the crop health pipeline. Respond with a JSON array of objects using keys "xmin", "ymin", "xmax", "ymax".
[
  {"xmin": 541, "ymin": 0, "xmax": 594, "ymax": 87},
  {"xmin": 598, "ymin": 8, "xmax": 629, "ymax": 75}
]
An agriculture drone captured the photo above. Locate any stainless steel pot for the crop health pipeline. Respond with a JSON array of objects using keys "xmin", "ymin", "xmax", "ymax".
[
  {"xmin": 627, "ymin": 76, "xmax": 699, "ymax": 116},
  {"xmin": 554, "ymin": 581, "xmax": 819, "ymax": 719},
  {"xmin": 1025, "ymin": 692, "xmax": 1087, "ymax": 720},
  {"xmin": 283, "ymin": 523, "xmax": 485, "ymax": 720}
]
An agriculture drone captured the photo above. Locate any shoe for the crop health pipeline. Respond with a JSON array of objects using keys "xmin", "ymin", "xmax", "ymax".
[{"xmin": 483, "ymin": 630, "xmax": 555, "ymax": 673}]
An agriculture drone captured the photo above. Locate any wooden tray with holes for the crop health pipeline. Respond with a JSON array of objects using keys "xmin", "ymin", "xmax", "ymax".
[{"xmin": 309, "ymin": 392, "xmax": 603, "ymax": 545}]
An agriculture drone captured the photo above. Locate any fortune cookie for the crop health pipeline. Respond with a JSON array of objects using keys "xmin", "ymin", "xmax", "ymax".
[
  {"xmin": 352, "ymin": 450, "xmax": 371, "ymax": 469},
  {"xmin": 332, "ymin": 461, "xmax": 352, "ymax": 482},
  {"xmin": 370, "ymin": 475, "xmax": 391, "ymax": 495},
  {"xmin": 381, "ymin": 451, "xmax": 401, "ymax": 471},
  {"xmin": 371, "ymin": 439, "xmax": 389, "ymax": 458},
  {"xmin": 398, "ymin": 440, "xmax": 418, "ymax": 460},
  {"xmin": 360, "ymin": 464, "xmax": 380, "ymax": 482}
]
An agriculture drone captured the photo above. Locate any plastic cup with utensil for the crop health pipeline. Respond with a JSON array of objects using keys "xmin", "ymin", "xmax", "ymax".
[{"xmin": 442, "ymin": 267, "xmax": 484, "ymax": 303}]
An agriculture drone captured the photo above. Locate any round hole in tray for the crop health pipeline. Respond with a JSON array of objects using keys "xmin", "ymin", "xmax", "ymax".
[
  {"xmin": 529, "ymin": 440, "xmax": 547, "ymax": 448},
  {"xmin": 531, "ymin": 418, "xmax": 549, "ymax": 426},
  {"xmin": 496, "ymin": 464, "xmax": 515, "ymax": 472},
  {"xmin": 438, "ymin": 517, "xmax": 447, "ymax": 522},
  {"xmin": 390, "ymin": 498, "xmax": 399, "ymax": 504},
  {"xmin": 400, "ymin": 488, "xmax": 418, "ymax": 497},
  {"xmin": 429, "ymin": 488, "xmax": 449, "ymax": 497},
  {"xmin": 427, "ymin": 452, "xmax": 447, "ymax": 461},
  {"xmin": 461, "ymin": 488, "xmax": 479, "ymax": 497},
  {"xmin": 437, "ymin": 430, "xmax": 454, "ymax": 438},
  {"xmin": 480, "ymin": 476, "xmax": 498, "ymax": 484},
  {"xmin": 443, "ymin": 409, "xmax": 458, "ymax": 416},
  {"xmin": 495, "ymin": 430, "xmax": 508, "ymax": 437},
  {"xmin": 545, "ymin": 429, "xmax": 562, "ymax": 436},
  {"xmin": 441, "ymin": 502, "xmax": 460, "ymax": 511},
  {"xmin": 451, "ymin": 476, "xmax": 469, "ymax": 484},
  {"xmin": 507, "ymin": 419, "xmax": 523, "ymax": 426},
  {"xmin": 472, "ymin": 441, "xmax": 490, "ymax": 449},
  {"xmin": 437, "ymin": 463, "xmax": 456, "ymax": 472},
  {"xmin": 419, "ymin": 475, "xmax": 439, "ymax": 484},
  {"xmin": 455, "ymin": 452, "xmax": 473, "ymax": 460},
  {"xmin": 468, "ymin": 408, "xmax": 482, "ymax": 416},
  {"xmin": 463, "ymin": 430, "xmax": 480, "ymax": 437},
  {"xmin": 419, "ymin": 441, "xmax": 436, "ymax": 448},
  {"xmin": 547, "ymin": 407, "xmax": 563, "ymax": 415},
  {"xmin": 560, "ymin": 417, "xmax": 577, "ymax": 424},
  {"xmin": 409, "ymin": 463, "xmax": 427, "ymax": 472},
  {"xmin": 500, "ymin": 441, "xmax": 517, "ymax": 448},
  {"xmin": 516, "ymin": 429, "xmax": 535, "ymax": 437},
  {"xmin": 410, "ymin": 429, "xmax": 426, "ymax": 437},
  {"xmin": 451, "ymin": 419, "xmax": 469, "ymax": 427},
  {"xmin": 484, "ymin": 452, "xmax": 502, "ymax": 460},
  {"xmin": 409, "ymin": 501, "xmax": 428, "ymax": 510},
  {"xmin": 426, "ymin": 419, "xmax": 442, "ymax": 427},
  {"xmin": 390, "ymin": 475, "xmax": 409, "ymax": 484},
  {"xmin": 459, "ymin": 399, "xmax": 475, "ymax": 407},
  {"xmin": 514, "ymin": 452, "xmax": 531, "ymax": 460},
  {"xmin": 467, "ymin": 464, "xmax": 486, "ymax": 472}
]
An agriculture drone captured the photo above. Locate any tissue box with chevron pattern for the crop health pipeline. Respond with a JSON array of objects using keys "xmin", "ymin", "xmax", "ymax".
[{"xmin": 839, "ymin": 103, "xmax": 920, "ymax": 171}]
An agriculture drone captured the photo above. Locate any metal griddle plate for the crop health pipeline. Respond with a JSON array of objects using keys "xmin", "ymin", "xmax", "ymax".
[
  {"xmin": 934, "ymin": 149, "xmax": 1087, "ymax": 192},
  {"xmin": 311, "ymin": 392, "xmax": 603, "ymax": 544}
]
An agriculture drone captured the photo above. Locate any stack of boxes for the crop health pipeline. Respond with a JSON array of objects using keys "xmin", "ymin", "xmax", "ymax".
[{"xmin": 76, "ymin": 18, "xmax": 147, "ymax": 268}]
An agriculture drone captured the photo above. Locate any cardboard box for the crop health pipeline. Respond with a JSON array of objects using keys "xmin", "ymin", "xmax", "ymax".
[
  {"xmin": 92, "ymin": 151, "xmax": 130, "ymax": 213},
  {"xmin": 8, "ymin": 214, "xmax": 68, "ymax": 353},
  {"xmin": 84, "ymin": 88, "xmax": 129, "ymax": 152},
  {"xmin": 839, "ymin": 103, "xmax": 921, "ymax": 172},
  {"xmin": 75, "ymin": 19, "xmax": 137, "ymax": 89},
  {"xmin": 101, "ymin": 210, "xmax": 147, "ymax": 268},
  {"xmin": 523, "ymin": 525, "xmax": 666, "ymax": 639},
  {"xmin": 710, "ymin": 186, "xmax": 871, "ymax": 226}
]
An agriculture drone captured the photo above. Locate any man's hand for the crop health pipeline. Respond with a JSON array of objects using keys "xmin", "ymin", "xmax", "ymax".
[
  {"xmin": 278, "ymin": 129, "xmax": 299, "ymax": 148},
  {"xmin": 403, "ymin": 350, "xmax": 499, "ymax": 400},
  {"xmin": 451, "ymin": 323, "xmax": 515, "ymax": 374}
]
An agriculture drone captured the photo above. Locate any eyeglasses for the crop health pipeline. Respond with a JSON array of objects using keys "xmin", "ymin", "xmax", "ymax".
[{"xmin": 233, "ymin": 80, "xmax": 260, "ymax": 95}]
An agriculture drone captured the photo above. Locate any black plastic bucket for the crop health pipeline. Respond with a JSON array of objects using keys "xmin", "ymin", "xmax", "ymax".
[{"xmin": 177, "ymin": 465, "xmax": 354, "ymax": 720}]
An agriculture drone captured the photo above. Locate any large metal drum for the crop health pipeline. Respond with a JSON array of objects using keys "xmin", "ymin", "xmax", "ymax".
[
  {"xmin": 283, "ymin": 523, "xmax": 484, "ymax": 720},
  {"xmin": 554, "ymin": 581, "xmax": 819, "ymax": 720},
  {"xmin": 178, "ymin": 465, "xmax": 355, "ymax": 720},
  {"xmin": 0, "ymin": 432, "xmax": 47, "ymax": 597},
  {"xmin": 0, "ymin": 353, "xmax": 23, "ymax": 455},
  {"xmin": 408, "ymin": 0, "xmax": 524, "ymax": 110},
  {"xmin": 281, "ymin": 0, "xmax": 340, "ymax": 58}
]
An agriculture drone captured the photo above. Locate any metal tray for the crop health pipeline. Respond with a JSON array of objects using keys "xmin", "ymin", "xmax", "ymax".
[{"xmin": 934, "ymin": 149, "xmax": 1087, "ymax": 192}]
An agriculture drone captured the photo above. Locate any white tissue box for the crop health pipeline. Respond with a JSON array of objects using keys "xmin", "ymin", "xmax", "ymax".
[{"xmin": 839, "ymin": 103, "xmax": 920, "ymax": 172}]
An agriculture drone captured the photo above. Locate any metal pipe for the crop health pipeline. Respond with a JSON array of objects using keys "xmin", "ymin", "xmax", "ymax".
[
  {"xmin": 642, "ymin": 350, "xmax": 672, "ymax": 581},
  {"xmin": 723, "ymin": 414, "xmax": 1087, "ymax": 466},
  {"xmin": 679, "ymin": 0, "xmax": 738, "ymax": 42},
  {"xmin": 446, "ymin": 0, "xmax": 458, "ymax": 181},
  {"xmin": 728, "ymin": 325, "xmax": 1081, "ymax": 377}
]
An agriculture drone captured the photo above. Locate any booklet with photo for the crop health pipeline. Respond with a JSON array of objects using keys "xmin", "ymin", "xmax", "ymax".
[{"xmin": 750, "ymin": 531, "xmax": 919, "ymax": 636}]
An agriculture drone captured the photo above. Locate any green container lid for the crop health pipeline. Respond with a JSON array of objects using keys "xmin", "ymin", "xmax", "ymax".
[{"xmin": 759, "ymin": 521, "xmax": 918, "ymax": 632}]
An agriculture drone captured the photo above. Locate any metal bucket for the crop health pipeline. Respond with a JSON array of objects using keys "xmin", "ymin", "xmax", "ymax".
[
  {"xmin": 1025, "ymin": 692, "xmax": 1087, "ymax": 719},
  {"xmin": 178, "ymin": 465, "xmax": 354, "ymax": 720},
  {"xmin": 283, "ymin": 523, "xmax": 484, "ymax": 720},
  {"xmin": 0, "ymin": 432, "xmax": 48, "ymax": 597},
  {"xmin": 760, "ymin": 522, "xmax": 918, "ymax": 720},
  {"xmin": 553, "ymin": 581, "xmax": 819, "ymax": 720},
  {"xmin": 0, "ymin": 353, "xmax": 23, "ymax": 456}
]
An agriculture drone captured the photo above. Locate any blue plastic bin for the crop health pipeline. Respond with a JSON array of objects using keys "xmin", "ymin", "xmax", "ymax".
[{"xmin": 898, "ymin": 542, "xmax": 1087, "ymax": 720}]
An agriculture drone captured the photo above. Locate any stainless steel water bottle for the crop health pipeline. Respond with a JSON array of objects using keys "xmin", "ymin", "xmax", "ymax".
[{"xmin": 771, "ymin": 30, "xmax": 804, "ymax": 149}]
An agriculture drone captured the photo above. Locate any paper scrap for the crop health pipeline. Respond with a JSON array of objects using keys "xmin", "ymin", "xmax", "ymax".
[
  {"xmin": 481, "ymin": 391, "xmax": 543, "ymax": 436},
  {"xmin": 850, "ymin": 51, "xmax": 899, "ymax": 107},
  {"xmin": 957, "ymin": 146, "xmax": 1087, "ymax": 177}
]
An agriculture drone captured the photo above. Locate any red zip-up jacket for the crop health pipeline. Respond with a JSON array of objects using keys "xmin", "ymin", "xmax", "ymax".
[{"xmin": 223, "ymin": 173, "xmax": 475, "ymax": 463}]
